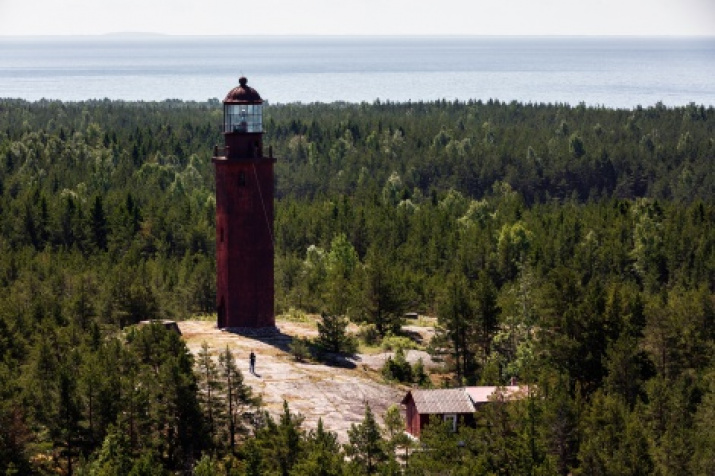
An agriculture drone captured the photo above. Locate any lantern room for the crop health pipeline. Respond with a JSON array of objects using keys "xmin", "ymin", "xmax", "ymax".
[
  {"xmin": 224, "ymin": 104, "xmax": 262, "ymax": 133},
  {"xmin": 223, "ymin": 76, "xmax": 263, "ymax": 133},
  {"xmin": 221, "ymin": 76, "xmax": 264, "ymax": 159}
]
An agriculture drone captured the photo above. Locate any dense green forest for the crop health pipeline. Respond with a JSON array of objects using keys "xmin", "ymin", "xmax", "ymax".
[{"xmin": 0, "ymin": 97, "xmax": 714, "ymax": 474}]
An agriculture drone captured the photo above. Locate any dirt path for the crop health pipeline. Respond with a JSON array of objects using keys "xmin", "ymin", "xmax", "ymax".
[{"xmin": 179, "ymin": 320, "xmax": 407, "ymax": 442}]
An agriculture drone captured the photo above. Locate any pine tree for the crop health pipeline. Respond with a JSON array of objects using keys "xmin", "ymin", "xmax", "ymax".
[
  {"xmin": 406, "ymin": 419, "xmax": 477, "ymax": 475},
  {"xmin": 86, "ymin": 424, "xmax": 132, "ymax": 476},
  {"xmin": 381, "ymin": 348, "xmax": 412, "ymax": 383},
  {"xmin": 412, "ymin": 358, "xmax": 430, "ymax": 387},
  {"xmin": 354, "ymin": 247, "xmax": 406, "ymax": 337},
  {"xmin": 241, "ymin": 439, "xmax": 263, "ymax": 476},
  {"xmin": 437, "ymin": 272, "xmax": 476, "ymax": 384},
  {"xmin": 127, "ymin": 450, "xmax": 167, "ymax": 476},
  {"xmin": 124, "ymin": 323, "xmax": 205, "ymax": 469},
  {"xmin": 317, "ymin": 312, "xmax": 356, "ymax": 354},
  {"xmin": 345, "ymin": 404, "xmax": 387, "ymax": 474},
  {"xmin": 275, "ymin": 400, "xmax": 305, "ymax": 476},
  {"xmin": 383, "ymin": 404, "xmax": 412, "ymax": 465},
  {"xmin": 691, "ymin": 370, "xmax": 715, "ymax": 475},
  {"xmin": 218, "ymin": 346, "xmax": 257, "ymax": 451},
  {"xmin": 324, "ymin": 233, "xmax": 359, "ymax": 315},
  {"xmin": 541, "ymin": 378, "xmax": 579, "ymax": 476},
  {"xmin": 193, "ymin": 454, "xmax": 220, "ymax": 476},
  {"xmin": 291, "ymin": 417, "xmax": 346, "ymax": 476},
  {"xmin": 473, "ymin": 270, "xmax": 499, "ymax": 365},
  {"xmin": 196, "ymin": 342, "xmax": 223, "ymax": 445},
  {"xmin": 254, "ymin": 401, "xmax": 305, "ymax": 476},
  {"xmin": 79, "ymin": 350, "xmax": 103, "ymax": 447},
  {"xmin": 89, "ymin": 195, "xmax": 108, "ymax": 251},
  {"xmin": 577, "ymin": 391, "xmax": 652, "ymax": 476},
  {"xmin": 0, "ymin": 365, "xmax": 31, "ymax": 475}
]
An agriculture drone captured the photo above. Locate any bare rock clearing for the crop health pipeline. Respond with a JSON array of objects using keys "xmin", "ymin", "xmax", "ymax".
[{"xmin": 179, "ymin": 319, "xmax": 434, "ymax": 442}]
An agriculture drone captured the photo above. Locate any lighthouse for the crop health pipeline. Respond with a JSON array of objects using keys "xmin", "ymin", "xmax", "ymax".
[{"xmin": 213, "ymin": 77, "xmax": 276, "ymax": 331}]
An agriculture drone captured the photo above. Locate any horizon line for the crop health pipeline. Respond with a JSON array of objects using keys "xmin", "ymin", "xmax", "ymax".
[{"xmin": 1, "ymin": 33, "xmax": 714, "ymax": 39}]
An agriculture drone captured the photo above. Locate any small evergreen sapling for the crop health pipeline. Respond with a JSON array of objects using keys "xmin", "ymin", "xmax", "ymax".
[
  {"xmin": 316, "ymin": 312, "xmax": 357, "ymax": 354},
  {"xmin": 289, "ymin": 337, "xmax": 311, "ymax": 362},
  {"xmin": 381, "ymin": 348, "xmax": 412, "ymax": 383}
]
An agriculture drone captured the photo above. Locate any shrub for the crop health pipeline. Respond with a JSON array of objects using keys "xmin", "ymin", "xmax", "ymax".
[
  {"xmin": 281, "ymin": 307, "xmax": 309, "ymax": 322},
  {"xmin": 316, "ymin": 312, "xmax": 357, "ymax": 354},
  {"xmin": 357, "ymin": 324, "xmax": 380, "ymax": 346},
  {"xmin": 412, "ymin": 358, "xmax": 430, "ymax": 387},
  {"xmin": 382, "ymin": 348, "xmax": 413, "ymax": 383},
  {"xmin": 289, "ymin": 337, "xmax": 311, "ymax": 362},
  {"xmin": 380, "ymin": 334, "xmax": 418, "ymax": 352}
]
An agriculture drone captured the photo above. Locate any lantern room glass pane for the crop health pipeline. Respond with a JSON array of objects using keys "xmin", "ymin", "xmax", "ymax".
[{"xmin": 224, "ymin": 104, "xmax": 263, "ymax": 133}]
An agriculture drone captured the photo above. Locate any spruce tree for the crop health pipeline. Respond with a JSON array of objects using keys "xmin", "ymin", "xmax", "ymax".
[{"xmin": 89, "ymin": 195, "xmax": 108, "ymax": 251}]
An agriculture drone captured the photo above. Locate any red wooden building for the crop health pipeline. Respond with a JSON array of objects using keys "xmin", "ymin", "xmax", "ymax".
[
  {"xmin": 401, "ymin": 386, "xmax": 528, "ymax": 438},
  {"xmin": 213, "ymin": 77, "xmax": 276, "ymax": 330},
  {"xmin": 402, "ymin": 388, "xmax": 475, "ymax": 438}
]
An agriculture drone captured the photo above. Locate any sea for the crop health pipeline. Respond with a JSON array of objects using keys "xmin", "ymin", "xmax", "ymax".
[{"xmin": 0, "ymin": 36, "xmax": 714, "ymax": 108}]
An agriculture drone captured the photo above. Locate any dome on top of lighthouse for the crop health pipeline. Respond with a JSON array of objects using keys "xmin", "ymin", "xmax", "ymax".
[{"xmin": 224, "ymin": 76, "xmax": 262, "ymax": 103}]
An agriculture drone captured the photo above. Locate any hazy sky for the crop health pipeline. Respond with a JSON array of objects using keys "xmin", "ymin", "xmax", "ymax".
[{"xmin": 0, "ymin": 0, "xmax": 713, "ymax": 36}]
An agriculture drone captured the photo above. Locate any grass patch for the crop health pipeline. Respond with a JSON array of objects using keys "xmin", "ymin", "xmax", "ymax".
[
  {"xmin": 192, "ymin": 313, "xmax": 217, "ymax": 322},
  {"xmin": 357, "ymin": 343, "xmax": 385, "ymax": 355},
  {"xmin": 276, "ymin": 308, "xmax": 313, "ymax": 323},
  {"xmin": 381, "ymin": 334, "xmax": 423, "ymax": 352},
  {"xmin": 414, "ymin": 316, "xmax": 437, "ymax": 327}
]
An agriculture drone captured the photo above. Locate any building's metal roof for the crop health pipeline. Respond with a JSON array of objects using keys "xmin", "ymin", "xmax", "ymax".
[
  {"xmin": 402, "ymin": 386, "xmax": 531, "ymax": 415},
  {"xmin": 402, "ymin": 388, "xmax": 475, "ymax": 414},
  {"xmin": 224, "ymin": 76, "xmax": 263, "ymax": 103},
  {"xmin": 464, "ymin": 386, "xmax": 527, "ymax": 403}
]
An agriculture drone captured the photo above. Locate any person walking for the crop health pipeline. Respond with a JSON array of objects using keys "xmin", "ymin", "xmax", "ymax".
[{"xmin": 249, "ymin": 350, "xmax": 256, "ymax": 374}]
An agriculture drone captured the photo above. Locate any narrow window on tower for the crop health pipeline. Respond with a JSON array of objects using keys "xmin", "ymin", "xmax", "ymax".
[{"xmin": 238, "ymin": 171, "xmax": 246, "ymax": 186}]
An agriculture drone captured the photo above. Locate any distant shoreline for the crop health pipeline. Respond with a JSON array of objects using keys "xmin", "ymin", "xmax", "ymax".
[
  {"xmin": 1, "ymin": 98, "xmax": 712, "ymax": 111},
  {"xmin": 1, "ymin": 34, "xmax": 714, "ymax": 40},
  {"xmin": 1, "ymin": 37, "xmax": 712, "ymax": 106}
]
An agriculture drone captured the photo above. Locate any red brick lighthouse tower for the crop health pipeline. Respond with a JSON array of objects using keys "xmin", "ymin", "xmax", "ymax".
[{"xmin": 213, "ymin": 77, "xmax": 276, "ymax": 331}]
